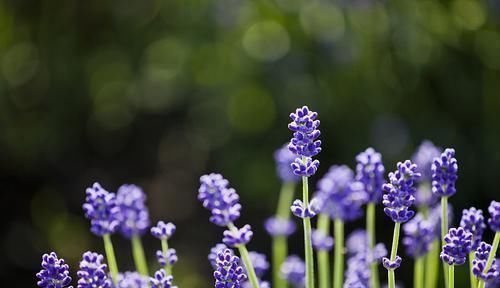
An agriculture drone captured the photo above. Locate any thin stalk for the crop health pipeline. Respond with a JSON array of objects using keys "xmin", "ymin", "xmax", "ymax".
[
  {"xmin": 302, "ymin": 176, "xmax": 315, "ymax": 288},
  {"xmin": 448, "ymin": 264, "xmax": 454, "ymax": 288},
  {"xmin": 333, "ymin": 219, "xmax": 344, "ymax": 288},
  {"xmin": 387, "ymin": 222, "xmax": 401, "ymax": 288},
  {"xmin": 442, "ymin": 196, "xmax": 449, "ymax": 288},
  {"xmin": 477, "ymin": 232, "xmax": 500, "ymax": 288},
  {"xmin": 367, "ymin": 202, "xmax": 379, "ymax": 288},
  {"xmin": 468, "ymin": 252, "xmax": 477, "ymax": 288},
  {"xmin": 425, "ymin": 239, "xmax": 439, "ymax": 288},
  {"xmin": 277, "ymin": 182, "xmax": 296, "ymax": 218},
  {"xmin": 161, "ymin": 239, "xmax": 172, "ymax": 276},
  {"xmin": 317, "ymin": 213, "xmax": 330, "ymax": 288},
  {"xmin": 414, "ymin": 256, "xmax": 424, "ymax": 288},
  {"xmin": 103, "ymin": 234, "xmax": 119, "ymax": 285},
  {"xmin": 228, "ymin": 222, "xmax": 260, "ymax": 288},
  {"xmin": 131, "ymin": 235, "xmax": 149, "ymax": 276}
]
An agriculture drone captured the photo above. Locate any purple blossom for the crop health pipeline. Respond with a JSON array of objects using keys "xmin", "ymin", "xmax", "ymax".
[
  {"xmin": 460, "ymin": 207, "xmax": 486, "ymax": 250},
  {"xmin": 214, "ymin": 249, "xmax": 247, "ymax": 288},
  {"xmin": 355, "ymin": 147, "xmax": 385, "ymax": 203},
  {"xmin": 382, "ymin": 160, "xmax": 420, "ymax": 223},
  {"xmin": 116, "ymin": 184, "xmax": 150, "ymax": 238},
  {"xmin": 274, "ymin": 144, "xmax": 300, "ymax": 182},
  {"xmin": 150, "ymin": 270, "xmax": 177, "ymax": 288},
  {"xmin": 486, "ymin": 259, "xmax": 500, "ymax": 288},
  {"xmin": 151, "ymin": 221, "xmax": 176, "ymax": 240},
  {"xmin": 312, "ymin": 229, "xmax": 334, "ymax": 251},
  {"xmin": 411, "ymin": 140, "xmax": 441, "ymax": 206},
  {"xmin": 280, "ymin": 255, "xmax": 305, "ymax": 288},
  {"xmin": 83, "ymin": 183, "xmax": 120, "ymax": 236},
  {"xmin": 209, "ymin": 243, "xmax": 231, "ymax": 269},
  {"xmin": 488, "ymin": 200, "xmax": 500, "ymax": 232},
  {"xmin": 345, "ymin": 230, "xmax": 387, "ymax": 261},
  {"xmin": 36, "ymin": 252, "xmax": 73, "ymax": 288},
  {"xmin": 247, "ymin": 251, "xmax": 269, "ymax": 278},
  {"xmin": 382, "ymin": 256, "xmax": 402, "ymax": 270},
  {"xmin": 156, "ymin": 249, "xmax": 177, "ymax": 267},
  {"xmin": 291, "ymin": 157, "xmax": 320, "ymax": 177},
  {"xmin": 314, "ymin": 165, "xmax": 367, "ymax": 221},
  {"xmin": 402, "ymin": 214, "xmax": 434, "ymax": 258},
  {"xmin": 431, "ymin": 148, "xmax": 458, "ymax": 197},
  {"xmin": 115, "ymin": 272, "xmax": 148, "ymax": 288},
  {"xmin": 223, "ymin": 225, "xmax": 253, "ymax": 247},
  {"xmin": 77, "ymin": 252, "xmax": 110, "ymax": 288},
  {"xmin": 198, "ymin": 173, "xmax": 242, "ymax": 227},
  {"xmin": 440, "ymin": 227, "xmax": 472, "ymax": 265},
  {"xmin": 290, "ymin": 199, "xmax": 320, "ymax": 218},
  {"xmin": 264, "ymin": 217, "xmax": 296, "ymax": 237},
  {"xmin": 473, "ymin": 242, "xmax": 499, "ymax": 282}
]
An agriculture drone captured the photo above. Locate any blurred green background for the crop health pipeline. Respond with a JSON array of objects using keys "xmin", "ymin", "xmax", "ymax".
[{"xmin": 1, "ymin": 0, "xmax": 499, "ymax": 286}]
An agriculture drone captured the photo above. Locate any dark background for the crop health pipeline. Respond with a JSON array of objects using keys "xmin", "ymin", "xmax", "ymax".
[{"xmin": 1, "ymin": 0, "xmax": 499, "ymax": 286}]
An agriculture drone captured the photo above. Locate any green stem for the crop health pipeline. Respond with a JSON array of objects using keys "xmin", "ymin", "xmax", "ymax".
[
  {"xmin": 468, "ymin": 252, "xmax": 477, "ymax": 288},
  {"xmin": 333, "ymin": 219, "xmax": 344, "ymax": 288},
  {"xmin": 103, "ymin": 234, "xmax": 119, "ymax": 284},
  {"xmin": 425, "ymin": 239, "xmax": 439, "ymax": 288},
  {"xmin": 277, "ymin": 182, "xmax": 296, "ymax": 218},
  {"xmin": 442, "ymin": 197, "xmax": 449, "ymax": 288},
  {"xmin": 477, "ymin": 232, "xmax": 500, "ymax": 288},
  {"xmin": 449, "ymin": 264, "xmax": 454, "ymax": 288},
  {"xmin": 302, "ymin": 176, "xmax": 315, "ymax": 288},
  {"xmin": 161, "ymin": 239, "xmax": 172, "ymax": 276},
  {"xmin": 317, "ymin": 213, "xmax": 330, "ymax": 288},
  {"xmin": 387, "ymin": 222, "xmax": 401, "ymax": 288},
  {"xmin": 414, "ymin": 256, "xmax": 424, "ymax": 288},
  {"xmin": 228, "ymin": 223, "xmax": 260, "ymax": 288},
  {"xmin": 367, "ymin": 202, "xmax": 380, "ymax": 288},
  {"xmin": 131, "ymin": 235, "xmax": 149, "ymax": 276}
]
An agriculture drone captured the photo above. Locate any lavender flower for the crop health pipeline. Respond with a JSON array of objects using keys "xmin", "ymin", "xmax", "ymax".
[
  {"xmin": 382, "ymin": 160, "xmax": 420, "ymax": 223},
  {"xmin": 290, "ymin": 199, "xmax": 320, "ymax": 218},
  {"xmin": 314, "ymin": 165, "xmax": 367, "ymax": 221},
  {"xmin": 488, "ymin": 200, "xmax": 500, "ymax": 232},
  {"xmin": 431, "ymin": 148, "xmax": 458, "ymax": 197},
  {"xmin": 248, "ymin": 251, "xmax": 270, "ymax": 278},
  {"xmin": 214, "ymin": 249, "xmax": 247, "ymax": 288},
  {"xmin": 223, "ymin": 225, "xmax": 253, "ymax": 247},
  {"xmin": 486, "ymin": 259, "xmax": 500, "ymax": 288},
  {"xmin": 209, "ymin": 243, "xmax": 231, "ymax": 269},
  {"xmin": 36, "ymin": 252, "xmax": 72, "ymax": 288},
  {"xmin": 264, "ymin": 217, "xmax": 296, "ymax": 237},
  {"xmin": 288, "ymin": 106, "xmax": 321, "ymax": 177},
  {"xmin": 151, "ymin": 221, "xmax": 176, "ymax": 240},
  {"xmin": 83, "ymin": 183, "xmax": 120, "ymax": 236},
  {"xmin": 440, "ymin": 227, "xmax": 472, "ymax": 265},
  {"xmin": 275, "ymin": 144, "xmax": 300, "ymax": 182},
  {"xmin": 115, "ymin": 272, "xmax": 149, "ymax": 288},
  {"xmin": 355, "ymin": 147, "xmax": 385, "ymax": 203},
  {"xmin": 344, "ymin": 253, "xmax": 370, "ymax": 288},
  {"xmin": 460, "ymin": 207, "xmax": 486, "ymax": 250},
  {"xmin": 402, "ymin": 214, "xmax": 434, "ymax": 258},
  {"xmin": 312, "ymin": 229, "xmax": 334, "ymax": 251},
  {"xmin": 198, "ymin": 173, "xmax": 242, "ymax": 227},
  {"xmin": 346, "ymin": 230, "xmax": 368, "ymax": 255},
  {"xmin": 472, "ymin": 242, "xmax": 499, "ymax": 282},
  {"xmin": 156, "ymin": 249, "xmax": 177, "ymax": 266},
  {"xmin": 116, "ymin": 184, "xmax": 150, "ymax": 238},
  {"xmin": 77, "ymin": 252, "xmax": 110, "ymax": 288},
  {"xmin": 411, "ymin": 140, "xmax": 441, "ymax": 206},
  {"xmin": 382, "ymin": 256, "xmax": 402, "ymax": 270},
  {"xmin": 150, "ymin": 270, "xmax": 177, "ymax": 288},
  {"xmin": 280, "ymin": 255, "xmax": 305, "ymax": 288}
]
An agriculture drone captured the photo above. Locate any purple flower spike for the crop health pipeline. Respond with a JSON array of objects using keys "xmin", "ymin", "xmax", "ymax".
[
  {"xmin": 382, "ymin": 256, "xmax": 402, "ymax": 270},
  {"xmin": 440, "ymin": 227, "xmax": 472, "ymax": 265},
  {"xmin": 460, "ymin": 207, "xmax": 486, "ymax": 250},
  {"xmin": 382, "ymin": 160, "xmax": 420, "ymax": 223},
  {"xmin": 488, "ymin": 200, "xmax": 500, "ymax": 232},
  {"xmin": 312, "ymin": 229, "xmax": 334, "ymax": 251},
  {"xmin": 83, "ymin": 183, "xmax": 120, "ymax": 236},
  {"xmin": 36, "ymin": 252, "xmax": 73, "ymax": 288},
  {"xmin": 412, "ymin": 140, "xmax": 441, "ymax": 206},
  {"xmin": 264, "ymin": 217, "xmax": 296, "ymax": 237},
  {"xmin": 248, "ymin": 251, "xmax": 270, "ymax": 278},
  {"xmin": 115, "ymin": 272, "xmax": 148, "ymax": 288},
  {"xmin": 198, "ymin": 173, "xmax": 242, "ymax": 227},
  {"xmin": 150, "ymin": 269, "xmax": 177, "ymax": 288},
  {"xmin": 473, "ymin": 242, "xmax": 499, "ymax": 282},
  {"xmin": 223, "ymin": 225, "xmax": 253, "ymax": 247},
  {"xmin": 77, "ymin": 252, "xmax": 109, "ymax": 288},
  {"xmin": 151, "ymin": 221, "xmax": 176, "ymax": 240},
  {"xmin": 402, "ymin": 214, "xmax": 434, "ymax": 258},
  {"xmin": 486, "ymin": 259, "xmax": 500, "ymax": 288},
  {"xmin": 288, "ymin": 106, "xmax": 322, "ymax": 158},
  {"xmin": 355, "ymin": 147, "xmax": 385, "ymax": 203},
  {"xmin": 291, "ymin": 157, "xmax": 320, "ymax": 177},
  {"xmin": 275, "ymin": 144, "xmax": 300, "ymax": 183},
  {"xmin": 214, "ymin": 249, "xmax": 247, "ymax": 288},
  {"xmin": 290, "ymin": 199, "xmax": 319, "ymax": 218},
  {"xmin": 156, "ymin": 249, "xmax": 177, "ymax": 267},
  {"xmin": 431, "ymin": 148, "xmax": 458, "ymax": 197},
  {"xmin": 280, "ymin": 255, "xmax": 305, "ymax": 288},
  {"xmin": 209, "ymin": 243, "xmax": 231, "ymax": 269},
  {"xmin": 116, "ymin": 184, "xmax": 150, "ymax": 238}
]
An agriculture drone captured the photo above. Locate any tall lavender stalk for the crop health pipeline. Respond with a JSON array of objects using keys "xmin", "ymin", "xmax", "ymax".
[
  {"xmin": 440, "ymin": 227, "xmax": 472, "ymax": 288},
  {"xmin": 459, "ymin": 208, "xmax": 486, "ymax": 288},
  {"xmin": 151, "ymin": 221, "xmax": 177, "ymax": 276},
  {"xmin": 477, "ymin": 201, "xmax": 500, "ymax": 288},
  {"xmin": 287, "ymin": 106, "xmax": 321, "ymax": 288}
]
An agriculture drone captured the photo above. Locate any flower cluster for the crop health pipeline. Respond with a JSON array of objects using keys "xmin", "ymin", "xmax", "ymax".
[
  {"xmin": 488, "ymin": 200, "xmax": 500, "ymax": 232},
  {"xmin": 288, "ymin": 106, "xmax": 321, "ymax": 177},
  {"xmin": 280, "ymin": 255, "xmax": 305, "ymax": 288},
  {"xmin": 198, "ymin": 173, "xmax": 242, "ymax": 227},
  {"xmin": 83, "ymin": 183, "xmax": 120, "ymax": 236},
  {"xmin": 460, "ymin": 207, "xmax": 486, "ymax": 250},
  {"xmin": 151, "ymin": 221, "xmax": 176, "ymax": 240},
  {"xmin": 209, "ymin": 243, "xmax": 231, "ymax": 268},
  {"xmin": 472, "ymin": 242, "xmax": 499, "ymax": 282},
  {"xmin": 264, "ymin": 217, "xmax": 296, "ymax": 237},
  {"xmin": 411, "ymin": 140, "xmax": 441, "ymax": 206},
  {"xmin": 440, "ymin": 227, "xmax": 472, "ymax": 265},
  {"xmin": 36, "ymin": 252, "xmax": 73, "ymax": 288},
  {"xmin": 431, "ymin": 148, "xmax": 458, "ymax": 197},
  {"xmin": 150, "ymin": 269, "xmax": 177, "ymax": 288},
  {"xmin": 223, "ymin": 225, "xmax": 253, "ymax": 247},
  {"xmin": 382, "ymin": 160, "xmax": 420, "ymax": 223},
  {"xmin": 355, "ymin": 147, "xmax": 385, "ymax": 203},
  {"xmin": 290, "ymin": 199, "xmax": 320, "ymax": 218},
  {"xmin": 274, "ymin": 144, "xmax": 300, "ymax": 183},
  {"xmin": 115, "ymin": 272, "xmax": 148, "ymax": 288},
  {"xmin": 77, "ymin": 252, "xmax": 110, "ymax": 288},
  {"xmin": 156, "ymin": 249, "xmax": 177, "ymax": 267},
  {"xmin": 312, "ymin": 229, "xmax": 334, "ymax": 251},
  {"xmin": 214, "ymin": 249, "xmax": 247, "ymax": 288},
  {"xmin": 402, "ymin": 214, "xmax": 434, "ymax": 258},
  {"xmin": 116, "ymin": 184, "xmax": 150, "ymax": 238}
]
